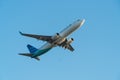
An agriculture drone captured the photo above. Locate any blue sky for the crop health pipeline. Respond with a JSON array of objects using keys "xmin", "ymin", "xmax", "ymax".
[{"xmin": 0, "ymin": 0, "xmax": 120, "ymax": 80}]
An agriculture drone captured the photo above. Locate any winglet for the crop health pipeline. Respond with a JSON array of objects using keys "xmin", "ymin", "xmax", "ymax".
[{"xmin": 19, "ymin": 31, "xmax": 23, "ymax": 35}]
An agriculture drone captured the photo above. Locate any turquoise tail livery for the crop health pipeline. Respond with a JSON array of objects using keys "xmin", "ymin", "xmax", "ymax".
[
  {"xmin": 27, "ymin": 44, "xmax": 38, "ymax": 53},
  {"xmin": 19, "ymin": 44, "xmax": 52, "ymax": 61}
]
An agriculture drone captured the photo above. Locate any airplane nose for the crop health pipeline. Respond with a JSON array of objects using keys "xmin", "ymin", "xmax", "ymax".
[
  {"xmin": 80, "ymin": 19, "xmax": 85, "ymax": 25},
  {"xmin": 82, "ymin": 19, "xmax": 85, "ymax": 23}
]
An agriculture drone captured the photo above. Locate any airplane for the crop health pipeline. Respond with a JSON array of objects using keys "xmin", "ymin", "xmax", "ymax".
[{"xmin": 19, "ymin": 19, "xmax": 85, "ymax": 60}]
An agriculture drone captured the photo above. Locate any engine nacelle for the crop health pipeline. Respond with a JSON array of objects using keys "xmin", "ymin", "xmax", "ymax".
[
  {"xmin": 60, "ymin": 38, "xmax": 74, "ymax": 49},
  {"xmin": 56, "ymin": 33, "xmax": 59, "ymax": 36},
  {"xmin": 66, "ymin": 38, "xmax": 74, "ymax": 44},
  {"xmin": 52, "ymin": 33, "xmax": 60, "ymax": 39}
]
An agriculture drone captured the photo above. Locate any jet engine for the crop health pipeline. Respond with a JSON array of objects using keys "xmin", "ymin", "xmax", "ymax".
[
  {"xmin": 61, "ymin": 38, "xmax": 74, "ymax": 49},
  {"xmin": 55, "ymin": 33, "xmax": 60, "ymax": 39},
  {"xmin": 66, "ymin": 38, "xmax": 74, "ymax": 44},
  {"xmin": 52, "ymin": 33, "xmax": 60, "ymax": 39}
]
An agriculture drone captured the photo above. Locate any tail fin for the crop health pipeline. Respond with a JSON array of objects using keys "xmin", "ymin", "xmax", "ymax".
[
  {"xmin": 19, "ymin": 53, "xmax": 40, "ymax": 60},
  {"xmin": 27, "ymin": 44, "xmax": 38, "ymax": 53},
  {"xmin": 19, "ymin": 44, "xmax": 40, "ymax": 60}
]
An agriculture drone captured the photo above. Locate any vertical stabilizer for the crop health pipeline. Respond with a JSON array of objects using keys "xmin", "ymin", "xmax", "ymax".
[{"xmin": 27, "ymin": 44, "xmax": 38, "ymax": 53}]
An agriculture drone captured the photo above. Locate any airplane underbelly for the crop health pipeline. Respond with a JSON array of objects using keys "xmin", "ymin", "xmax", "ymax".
[
  {"xmin": 52, "ymin": 38, "xmax": 66, "ymax": 45},
  {"xmin": 40, "ymin": 43, "xmax": 55, "ymax": 50},
  {"xmin": 32, "ymin": 47, "xmax": 52, "ymax": 57}
]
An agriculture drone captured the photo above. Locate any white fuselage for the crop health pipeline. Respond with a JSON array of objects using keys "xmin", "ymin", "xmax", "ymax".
[{"xmin": 40, "ymin": 19, "xmax": 85, "ymax": 50}]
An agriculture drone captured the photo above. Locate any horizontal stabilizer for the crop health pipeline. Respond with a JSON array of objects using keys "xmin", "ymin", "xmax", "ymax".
[
  {"xmin": 19, "ymin": 53, "xmax": 40, "ymax": 61},
  {"xmin": 34, "ymin": 57, "xmax": 40, "ymax": 60},
  {"xmin": 19, "ymin": 53, "xmax": 32, "ymax": 57}
]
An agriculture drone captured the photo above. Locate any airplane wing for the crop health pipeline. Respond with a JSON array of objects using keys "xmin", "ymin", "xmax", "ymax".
[
  {"xmin": 67, "ymin": 44, "xmax": 74, "ymax": 52},
  {"xmin": 19, "ymin": 31, "xmax": 53, "ymax": 43}
]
